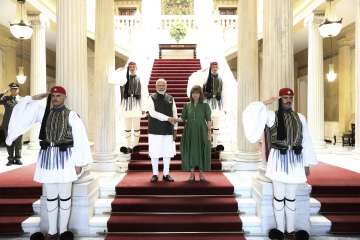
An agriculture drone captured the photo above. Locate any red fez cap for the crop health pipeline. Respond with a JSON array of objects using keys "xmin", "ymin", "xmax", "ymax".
[
  {"xmin": 50, "ymin": 86, "xmax": 67, "ymax": 96},
  {"xmin": 128, "ymin": 61, "xmax": 136, "ymax": 66},
  {"xmin": 279, "ymin": 88, "xmax": 294, "ymax": 97},
  {"xmin": 210, "ymin": 62, "xmax": 218, "ymax": 66}
]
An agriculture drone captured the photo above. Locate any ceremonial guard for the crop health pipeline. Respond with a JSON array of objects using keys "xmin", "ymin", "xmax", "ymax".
[
  {"xmin": 109, "ymin": 61, "xmax": 148, "ymax": 154},
  {"xmin": 6, "ymin": 86, "xmax": 92, "ymax": 240},
  {"xmin": 243, "ymin": 88, "xmax": 317, "ymax": 240}
]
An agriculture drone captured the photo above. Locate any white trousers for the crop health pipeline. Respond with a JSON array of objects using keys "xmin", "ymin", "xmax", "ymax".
[
  {"xmin": 151, "ymin": 157, "xmax": 171, "ymax": 176},
  {"xmin": 45, "ymin": 182, "xmax": 72, "ymax": 235},
  {"xmin": 272, "ymin": 181, "xmax": 298, "ymax": 233},
  {"xmin": 124, "ymin": 117, "xmax": 141, "ymax": 148}
]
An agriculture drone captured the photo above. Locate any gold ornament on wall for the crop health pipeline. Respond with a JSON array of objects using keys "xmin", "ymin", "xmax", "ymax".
[{"xmin": 162, "ymin": 0, "xmax": 194, "ymax": 15}]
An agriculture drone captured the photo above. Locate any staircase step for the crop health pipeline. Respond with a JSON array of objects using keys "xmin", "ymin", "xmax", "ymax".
[
  {"xmin": 111, "ymin": 196, "xmax": 238, "ymax": 213},
  {"xmin": 0, "ymin": 215, "xmax": 29, "ymax": 234},
  {"xmin": 316, "ymin": 197, "xmax": 360, "ymax": 214},
  {"xmin": 105, "ymin": 233, "xmax": 245, "ymax": 240},
  {"xmin": 128, "ymin": 160, "xmax": 222, "ymax": 171},
  {"xmin": 324, "ymin": 214, "xmax": 360, "ymax": 233},
  {"xmin": 107, "ymin": 213, "xmax": 242, "ymax": 232},
  {"xmin": 0, "ymin": 198, "xmax": 37, "ymax": 216},
  {"xmin": 149, "ymin": 80, "xmax": 190, "ymax": 84},
  {"xmin": 130, "ymin": 151, "xmax": 220, "ymax": 161}
]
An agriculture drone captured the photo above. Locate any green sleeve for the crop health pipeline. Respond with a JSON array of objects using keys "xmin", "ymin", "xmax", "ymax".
[
  {"xmin": 205, "ymin": 103, "xmax": 211, "ymax": 121},
  {"xmin": 182, "ymin": 102, "xmax": 188, "ymax": 120}
]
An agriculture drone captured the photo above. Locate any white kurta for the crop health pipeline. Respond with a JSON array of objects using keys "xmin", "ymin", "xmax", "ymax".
[
  {"xmin": 243, "ymin": 101, "xmax": 317, "ymax": 183},
  {"xmin": 6, "ymin": 96, "xmax": 93, "ymax": 183},
  {"xmin": 109, "ymin": 69, "xmax": 148, "ymax": 118},
  {"xmin": 147, "ymin": 95, "xmax": 177, "ymax": 158}
]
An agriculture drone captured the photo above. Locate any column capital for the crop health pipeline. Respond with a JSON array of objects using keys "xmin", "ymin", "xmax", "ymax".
[
  {"xmin": 304, "ymin": 11, "xmax": 324, "ymax": 28},
  {"xmin": 28, "ymin": 13, "xmax": 49, "ymax": 28},
  {"xmin": 337, "ymin": 36, "xmax": 354, "ymax": 48}
]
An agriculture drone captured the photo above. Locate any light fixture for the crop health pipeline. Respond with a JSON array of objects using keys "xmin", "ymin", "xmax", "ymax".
[
  {"xmin": 16, "ymin": 66, "xmax": 27, "ymax": 84},
  {"xmin": 10, "ymin": 0, "xmax": 33, "ymax": 39},
  {"xmin": 326, "ymin": 63, "xmax": 337, "ymax": 82},
  {"xmin": 16, "ymin": 40, "xmax": 27, "ymax": 84},
  {"xmin": 326, "ymin": 38, "xmax": 337, "ymax": 82},
  {"xmin": 319, "ymin": 0, "xmax": 342, "ymax": 38}
]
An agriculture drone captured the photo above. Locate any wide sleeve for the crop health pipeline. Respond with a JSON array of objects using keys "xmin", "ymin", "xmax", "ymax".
[
  {"xmin": 140, "ymin": 80, "xmax": 149, "ymax": 112},
  {"xmin": 108, "ymin": 67, "xmax": 128, "ymax": 86},
  {"xmin": 299, "ymin": 113, "xmax": 317, "ymax": 166},
  {"xmin": 242, "ymin": 101, "xmax": 275, "ymax": 144},
  {"xmin": 205, "ymin": 103, "xmax": 211, "ymax": 121},
  {"xmin": 69, "ymin": 111, "xmax": 93, "ymax": 167},
  {"xmin": 148, "ymin": 96, "xmax": 170, "ymax": 122},
  {"xmin": 5, "ymin": 96, "xmax": 45, "ymax": 146}
]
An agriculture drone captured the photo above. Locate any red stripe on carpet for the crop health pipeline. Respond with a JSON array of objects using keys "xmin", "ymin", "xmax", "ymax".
[
  {"xmin": 0, "ymin": 164, "xmax": 41, "ymax": 234},
  {"xmin": 308, "ymin": 162, "xmax": 360, "ymax": 233},
  {"xmin": 106, "ymin": 59, "xmax": 244, "ymax": 239}
]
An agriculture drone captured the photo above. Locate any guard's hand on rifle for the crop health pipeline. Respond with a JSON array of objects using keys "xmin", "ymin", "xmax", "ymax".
[{"xmin": 32, "ymin": 93, "xmax": 49, "ymax": 100}]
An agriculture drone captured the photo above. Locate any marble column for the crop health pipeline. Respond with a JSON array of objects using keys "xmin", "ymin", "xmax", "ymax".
[
  {"xmin": 355, "ymin": 0, "xmax": 360, "ymax": 153},
  {"xmin": 56, "ymin": 0, "xmax": 88, "ymax": 126},
  {"xmin": 28, "ymin": 14, "xmax": 47, "ymax": 149},
  {"xmin": 237, "ymin": 0, "xmax": 259, "ymax": 160},
  {"xmin": 262, "ymin": 0, "xmax": 294, "ymax": 103},
  {"xmin": 305, "ymin": 13, "xmax": 326, "ymax": 148},
  {"xmin": 92, "ymin": 0, "xmax": 118, "ymax": 170},
  {"xmin": 338, "ymin": 38, "xmax": 353, "ymax": 134}
]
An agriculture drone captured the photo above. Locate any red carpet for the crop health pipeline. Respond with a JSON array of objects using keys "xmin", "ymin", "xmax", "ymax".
[
  {"xmin": 106, "ymin": 59, "xmax": 244, "ymax": 239},
  {"xmin": 0, "ymin": 164, "xmax": 41, "ymax": 235},
  {"xmin": 308, "ymin": 162, "xmax": 360, "ymax": 234}
]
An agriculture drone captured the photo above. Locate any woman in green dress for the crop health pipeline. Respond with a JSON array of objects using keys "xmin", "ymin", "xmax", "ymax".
[{"xmin": 180, "ymin": 85, "xmax": 212, "ymax": 182}]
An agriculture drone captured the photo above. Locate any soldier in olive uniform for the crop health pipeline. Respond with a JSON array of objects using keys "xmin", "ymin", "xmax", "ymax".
[{"xmin": 0, "ymin": 82, "xmax": 23, "ymax": 166}]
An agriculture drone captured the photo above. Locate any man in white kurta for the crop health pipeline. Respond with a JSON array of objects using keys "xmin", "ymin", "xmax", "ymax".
[
  {"xmin": 243, "ymin": 88, "xmax": 317, "ymax": 240},
  {"xmin": 109, "ymin": 61, "xmax": 148, "ymax": 154},
  {"xmin": 148, "ymin": 79, "xmax": 178, "ymax": 183},
  {"xmin": 6, "ymin": 86, "xmax": 92, "ymax": 240}
]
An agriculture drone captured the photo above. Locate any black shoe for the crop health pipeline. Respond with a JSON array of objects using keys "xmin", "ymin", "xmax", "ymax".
[
  {"xmin": 150, "ymin": 175, "xmax": 158, "ymax": 183},
  {"xmin": 285, "ymin": 231, "xmax": 296, "ymax": 240},
  {"xmin": 132, "ymin": 145, "xmax": 140, "ymax": 153},
  {"xmin": 120, "ymin": 146, "xmax": 129, "ymax": 154},
  {"xmin": 30, "ymin": 232, "xmax": 45, "ymax": 240},
  {"xmin": 6, "ymin": 157, "xmax": 13, "ymax": 166},
  {"xmin": 216, "ymin": 145, "xmax": 225, "ymax": 152},
  {"xmin": 14, "ymin": 158, "xmax": 23, "ymax": 165},
  {"xmin": 295, "ymin": 230, "xmax": 309, "ymax": 240},
  {"xmin": 163, "ymin": 175, "xmax": 174, "ymax": 182},
  {"xmin": 59, "ymin": 231, "xmax": 74, "ymax": 240},
  {"xmin": 268, "ymin": 228, "xmax": 285, "ymax": 240}
]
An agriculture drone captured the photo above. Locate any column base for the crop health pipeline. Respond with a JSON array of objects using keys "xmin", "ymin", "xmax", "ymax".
[
  {"xmin": 252, "ymin": 179, "xmax": 312, "ymax": 234},
  {"xmin": 221, "ymin": 151, "xmax": 260, "ymax": 172},
  {"xmin": 91, "ymin": 152, "xmax": 121, "ymax": 172}
]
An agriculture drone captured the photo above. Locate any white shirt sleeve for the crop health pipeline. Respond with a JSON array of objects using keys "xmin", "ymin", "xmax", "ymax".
[
  {"xmin": 298, "ymin": 113, "xmax": 318, "ymax": 166},
  {"xmin": 6, "ymin": 96, "xmax": 45, "ymax": 146},
  {"xmin": 242, "ymin": 101, "xmax": 275, "ymax": 143},
  {"xmin": 69, "ymin": 111, "xmax": 93, "ymax": 167},
  {"xmin": 173, "ymin": 98, "xmax": 178, "ymax": 130},
  {"xmin": 148, "ymin": 96, "xmax": 171, "ymax": 122}
]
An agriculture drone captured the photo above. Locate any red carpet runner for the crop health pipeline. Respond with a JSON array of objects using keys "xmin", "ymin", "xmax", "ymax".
[
  {"xmin": 106, "ymin": 59, "xmax": 245, "ymax": 240},
  {"xmin": 308, "ymin": 162, "xmax": 360, "ymax": 234},
  {"xmin": 0, "ymin": 164, "xmax": 41, "ymax": 235}
]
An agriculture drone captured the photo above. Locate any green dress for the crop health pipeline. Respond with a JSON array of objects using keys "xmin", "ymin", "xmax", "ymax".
[{"xmin": 181, "ymin": 102, "xmax": 212, "ymax": 171}]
